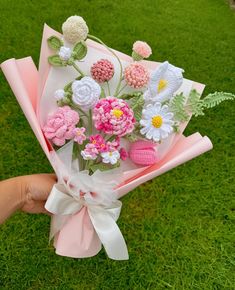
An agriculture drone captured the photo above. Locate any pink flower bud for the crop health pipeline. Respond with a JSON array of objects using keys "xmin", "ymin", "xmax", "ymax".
[{"xmin": 129, "ymin": 140, "xmax": 159, "ymax": 165}]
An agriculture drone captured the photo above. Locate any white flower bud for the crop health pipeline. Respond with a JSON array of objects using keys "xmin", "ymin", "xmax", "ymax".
[{"xmin": 58, "ymin": 46, "xmax": 72, "ymax": 61}]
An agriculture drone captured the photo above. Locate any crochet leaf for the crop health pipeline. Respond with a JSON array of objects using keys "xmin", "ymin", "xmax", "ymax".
[
  {"xmin": 47, "ymin": 36, "xmax": 63, "ymax": 50},
  {"xmin": 72, "ymin": 41, "xmax": 87, "ymax": 60},
  {"xmin": 187, "ymin": 90, "xmax": 204, "ymax": 116},
  {"xmin": 202, "ymin": 92, "xmax": 235, "ymax": 108},
  {"xmin": 48, "ymin": 55, "xmax": 66, "ymax": 67},
  {"xmin": 169, "ymin": 93, "xmax": 189, "ymax": 122},
  {"xmin": 131, "ymin": 95, "xmax": 145, "ymax": 122}
]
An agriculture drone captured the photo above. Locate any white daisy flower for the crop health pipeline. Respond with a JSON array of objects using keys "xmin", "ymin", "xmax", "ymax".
[
  {"xmin": 101, "ymin": 150, "xmax": 120, "ymax": 165},
  {"xmin": 145, "ymin": 61, "xmax": 184, "ymax": 103},
  {"xmin": 140, "ymin": 102, "xmax": 174, "ymax": 142}
]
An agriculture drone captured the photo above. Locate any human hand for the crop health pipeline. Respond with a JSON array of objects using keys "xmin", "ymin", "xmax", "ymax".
[{"xmin": 20, "ymin": 174, "xmax": 57, "ymax": 214}]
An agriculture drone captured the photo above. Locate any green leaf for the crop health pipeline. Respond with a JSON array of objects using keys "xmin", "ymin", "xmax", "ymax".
[
  {"xmin": 64, "ymin": 76, "xmax": 83, "ymax": 94},
  {"xmin": 48, "ymin": 55, "xmax": 66, "ymax": 67},
  {"xmin": 120, "ymin": 91, "xmax": 143, "ymax": 100},
  {"xmin": 202, "ymin": 92, "xmax": 235, "ymax": 108},
  {"xmin": 187, "ymin": 90, "xmax": 204, "ymax": 117},
  {"xmin": 47, "ymin": 36, "xmax": 63, "ymax": 50},
  {"xmin": 130, "ymin": 94, "xmax": 145, "ymax": 122},
  {"xmin": 72, "ymin": 41, "xmax": 88, "ymax": 60},
  {"xmin": 169, "ymin": 93, "xmax": 189, "ymax": 122}
]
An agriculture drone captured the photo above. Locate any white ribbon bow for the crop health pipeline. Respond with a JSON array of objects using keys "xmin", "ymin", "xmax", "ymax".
[{"xmin": 45, "ymin": 170, "xmax": 129, "ymax": 260}]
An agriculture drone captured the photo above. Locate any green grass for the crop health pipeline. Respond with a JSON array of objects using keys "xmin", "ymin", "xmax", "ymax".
[{"xmin": 0, "ymin": 0, "xmax": 235, "ymax": 289}]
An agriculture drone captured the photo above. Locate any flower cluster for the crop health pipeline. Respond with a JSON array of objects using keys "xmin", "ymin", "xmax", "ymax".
[
  {"xmin": 45, "ymin": 15, "xmax": 194, "ymax": 171},
  {"xmin": 93, "ymin": 97, "xmax": 135, "ymax": 136},
  {"xmin": 81, "ymin": 134, "xmax": 127, "ymax": 165}
]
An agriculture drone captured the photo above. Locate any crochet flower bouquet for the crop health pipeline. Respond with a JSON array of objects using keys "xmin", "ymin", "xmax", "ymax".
[{"xmin": 1, "ymin": 16, "xmax": 234, "ymax": 260}]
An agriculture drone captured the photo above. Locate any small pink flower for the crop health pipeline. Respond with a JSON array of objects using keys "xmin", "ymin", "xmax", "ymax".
[
  {"xmin": 120, "ymin": 148, "xmax": 128, "ymax": 160},
  {"xmin": 124, "ymin": 63, "xmax": 149, "ymax": 88},
  {"xmin": 107, "ymin": 137, "xmax": 120, "ymax": 151},
  {"xmin": 81, "ymin": 143, "xmax": 99, "ymax": 160},
  {"xmin": 73, "ymin": 127, "xmax": 86, "ymax": 145},
  {"xmin": 91, "ymin": 59, "xmax": 114, "ymax": 83},
  {"xmin": 93, "ymin": 97, "xmax": 135, "ymax": 137},
  {"xmin": 89, "ymin": 134, "xmax": 107, "ymax": 152},
  {"xmin": 133, "ymin": 41, "xmax": 152, "ymax": 59},
  {"xmin": 43, "ymin": 106, "xmax": 79, "ymax": 146}
]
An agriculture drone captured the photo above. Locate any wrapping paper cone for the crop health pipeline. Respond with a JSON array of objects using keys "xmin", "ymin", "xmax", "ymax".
[{"xmin": 1, "ymin": 24, "xmax": 213, "ymax": 259}]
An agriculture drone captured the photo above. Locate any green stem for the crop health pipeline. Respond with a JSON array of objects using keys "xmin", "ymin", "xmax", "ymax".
[
  {"xmin": 87, "ymin": 34, "xmax": 123, "ymax": 97},
  {"xmin": 106, "ymin": 81, "xmax": 111, "ymax": 96},
  {"xmin": 77, "ymin": 145, "xmax": 85, "ymax": 170},
  {"xmin": 72, "ymin": 62, "xmax": 85, "ymax": 77},
  {"xmin": 88, "ymin": 109, "xmax": 93, "ymax": 135},
  {"xmin": 116, "ymin": 83, "xmax": 127, "ymax": 96}
]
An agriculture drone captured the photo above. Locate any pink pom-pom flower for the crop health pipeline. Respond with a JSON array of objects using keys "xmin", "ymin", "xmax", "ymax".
[
  {"xmin": 91, "ymin": 59, "xmax": 114, "ymax": 83},
  {"xmin": 124, "ymin": 63, "xmax": 149, "ymax": 88},
  {"xmin": 129, "ymin": 140, "xmax": 159, "ymax": 165},
  {"xmin": 43, "ymin": 106, "xmax": 79, "ymax": 147},
  {"xmin": 93, "ymin": 97, "xmax": 135, "ymax": 137},
  {"xmin": 133, "ymin": 41, "xmax": 152, "ymax": 59}
]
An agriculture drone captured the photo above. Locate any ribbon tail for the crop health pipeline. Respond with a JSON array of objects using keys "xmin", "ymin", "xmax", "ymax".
[{"xmin": 88, "ymin": 203, "xmax": 129, "ymax": 260}]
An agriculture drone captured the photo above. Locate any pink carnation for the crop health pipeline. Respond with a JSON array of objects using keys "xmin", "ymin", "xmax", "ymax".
[
  {"xmin": 124, "ymin": 63, "xmax": 149, "ymax": 88},
  {"xmin": 133, "ymin": 41, "xmax": 152, "ymax": 58},
  {"xmin": 43, "ymin": 106, "xmax": 79, "ymax": 146},
  {"xmin": 93, "ymin": 97, "xmax": 135, "ymax": 137},
  {"xmin": 91, "ymin": 59, "xmax": 114, "ymax": 83}
]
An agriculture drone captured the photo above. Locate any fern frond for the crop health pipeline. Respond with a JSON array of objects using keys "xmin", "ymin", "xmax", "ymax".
[
  {"xmin": 169, "ymin": 93, "xmax": 189, "ymax": 122},
  {"xmin": 202, "ymin": 92, "xmax": 235, "ymax": 108}
]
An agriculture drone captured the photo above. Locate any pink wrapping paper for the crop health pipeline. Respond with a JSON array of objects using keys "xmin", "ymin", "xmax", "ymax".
[{"xmin": 1, "ymin": 24, "xmax": 213, "ymax": 259}]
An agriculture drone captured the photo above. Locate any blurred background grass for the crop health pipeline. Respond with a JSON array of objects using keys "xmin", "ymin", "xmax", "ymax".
[{"xmin": 0, "ymin": 0, "xmax": 235, "ymax": 289}]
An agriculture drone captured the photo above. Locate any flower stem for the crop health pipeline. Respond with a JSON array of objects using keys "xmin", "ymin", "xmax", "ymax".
[
  {"xmin": 88, "ymin": 109, "xmax": 93, "ymax": 135},
  {"xmin": 116, "ymin": 83, "xmax": 127, "ymax": 96},
  {"xmin": 106, "ymin": 81, "xmax": 111, "ymax": 96},
  {"xmin": 72, "ymin": 62, "xmax": 85, "ymax": 77},
  {"xmin": 87, "ymin": 34, "xmax": 123, "ymax": 97}
]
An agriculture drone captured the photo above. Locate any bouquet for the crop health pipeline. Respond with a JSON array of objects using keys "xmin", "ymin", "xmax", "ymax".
[{"xmin": 1, "ymin": 16, "xmax": 234, "ymax": 260}]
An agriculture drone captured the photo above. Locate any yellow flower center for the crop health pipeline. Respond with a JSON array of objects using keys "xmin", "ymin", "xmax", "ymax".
[
  {"xmin": 77, "ymin": 131, "xmax": 81, "ymax": 136},
  {"xmin": 112, "ymin": 109, "xmax": 123, "ymax": 118},
  {"xmin": 109, "ymin": 152, "xmax": 113, "ymax": 156},
  {"xmin": 158, "ymin": 79, "xmax": 167, "ymax": 93},
  {"xmin": 152, "ymin": 115, "xmax": 163, "ymax": 128}
]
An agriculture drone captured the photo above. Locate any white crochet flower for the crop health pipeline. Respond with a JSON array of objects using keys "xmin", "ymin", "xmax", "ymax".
[
  {"xmin": 101, "ymin": 150, "xmax": 120, "ymax": 165},
  {"xmin": 54, "ymin": 89, "xmax": 65, "ymax": 100},
  {"xmin": 140, "ymin": 102, "xmax": 174, "ymax": 142},
  {"xmin": 62, "ymin": 16, "xmax": 89, "ymax": 44},
  {"xmin": 144, "ymin": 61, "xmax": 184, "ymax": 103},
  {"xmin": 58, "ymin": 46, "xmax": 72, "ymax": 61},
  {"xmin": 72, "ymin": 77, "xmax": 101, "ymax": 110}
]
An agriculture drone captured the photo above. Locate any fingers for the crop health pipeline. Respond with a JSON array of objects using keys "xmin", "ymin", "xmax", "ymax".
[{"xmin": 22, "ymin": 200, "xmax": 51, "ymax": 215}]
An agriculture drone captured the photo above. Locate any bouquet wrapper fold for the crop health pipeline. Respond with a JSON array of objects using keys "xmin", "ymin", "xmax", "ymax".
[{"xmin": 1, "ymin": 24, "xmax": 213, "ymax": 259}]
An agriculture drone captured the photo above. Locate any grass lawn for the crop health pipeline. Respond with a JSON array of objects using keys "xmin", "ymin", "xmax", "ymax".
[{"xmin": 0, "ymin": 0, "xmax": 235, "ymax": 289}]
